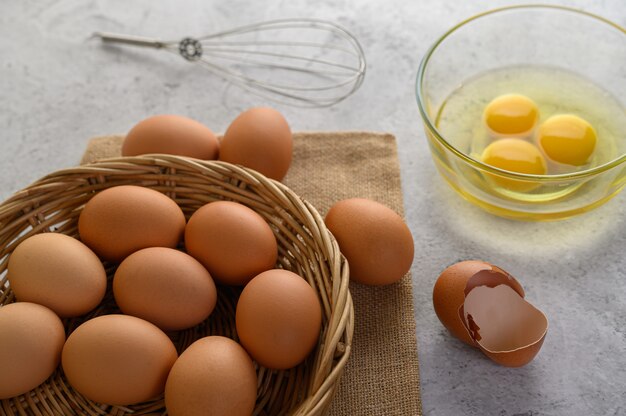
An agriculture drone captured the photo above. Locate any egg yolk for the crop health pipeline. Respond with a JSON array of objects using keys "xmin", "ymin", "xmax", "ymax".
[
  {"xmin": 481, "ymin": 138, "xmax": 547, "ymax": 191},
  {"xmin": 483, "ymin": 94, "xmax": 539, "ymax": 136},
  {"xmin": 538, "ymin": 114, "xmax": 596, "ymax": 166}
]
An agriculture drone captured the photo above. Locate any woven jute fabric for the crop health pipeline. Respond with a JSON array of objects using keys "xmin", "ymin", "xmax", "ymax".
[{"xmin": 81, "ymin": 131, "xmax": 422, "ymax": 416}]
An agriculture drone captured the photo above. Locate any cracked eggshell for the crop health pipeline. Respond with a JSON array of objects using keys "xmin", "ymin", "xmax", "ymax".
[
  {"xmin": 433, "ymin": 260, "xmax": 548, "ymax": 367},
  {"xmin": 463, "ymin": 284, "xmax": 548, "ymax": 367},
  {"xmin": 432, "ymin": 260, "xmax": 524, "ymax": 345}
]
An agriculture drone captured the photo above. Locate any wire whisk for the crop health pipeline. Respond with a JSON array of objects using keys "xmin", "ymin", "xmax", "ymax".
[{"xmin": 94, "ymin": 18, "xmax": 366, "ymax": 107}]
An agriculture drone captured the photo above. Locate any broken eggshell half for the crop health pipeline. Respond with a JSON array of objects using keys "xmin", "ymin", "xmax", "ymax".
[{"xmin": 433, "ymin": 260, "xmax": 548, "ymax": 367}]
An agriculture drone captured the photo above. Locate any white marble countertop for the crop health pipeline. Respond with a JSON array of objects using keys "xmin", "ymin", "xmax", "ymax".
[{"xmin": 1, "ymin": 1, "xmax": 624, "ymax": 415}]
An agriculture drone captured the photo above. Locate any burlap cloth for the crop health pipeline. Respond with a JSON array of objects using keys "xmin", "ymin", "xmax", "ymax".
[{"xmin": 81, "ymin": 132, "xmax": 422, "ymax": 416}]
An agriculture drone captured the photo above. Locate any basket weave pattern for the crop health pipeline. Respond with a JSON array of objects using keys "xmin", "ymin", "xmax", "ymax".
[{"xmin": 0, "ymin": 155, "xmax": 354, "ymax": 416}]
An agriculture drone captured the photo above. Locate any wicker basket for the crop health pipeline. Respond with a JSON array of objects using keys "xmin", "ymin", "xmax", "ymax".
[{"xmin": 0, "ymin": 155, "xmax": 354, "ymax": 416}]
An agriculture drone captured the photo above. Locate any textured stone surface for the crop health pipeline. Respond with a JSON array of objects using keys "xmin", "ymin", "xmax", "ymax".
[{"xmin": 1, "ymin": 1, "xmax": 624, "ymax": 415}]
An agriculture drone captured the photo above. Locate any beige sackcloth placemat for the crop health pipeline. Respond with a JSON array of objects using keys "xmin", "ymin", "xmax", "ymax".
[{"xmin": 81, "ymin": 131, "xmax": 422, "ymax": 416}]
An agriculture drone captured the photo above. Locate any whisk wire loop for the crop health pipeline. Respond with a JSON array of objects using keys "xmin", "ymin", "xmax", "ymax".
[{"xmin": 94, "ymin": 18, "xmax": 366, "ymax": 107}]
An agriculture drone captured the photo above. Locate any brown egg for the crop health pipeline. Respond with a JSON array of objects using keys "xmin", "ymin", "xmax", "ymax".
[
  {"xmin": 463, "ymin": 285, "xmax": 548, "ymax": 367},
  {"xmin": 433, "ymin": 260, "xmax": 548, "ymax": 367},
  {"xmin": 165, "ymin": 336, "xmax": 257, "ymax": 416},
  {"xmin": 122, "ymin": 114, "xmax": 219, "ymax": 159},
  {"xmin": 324, "ymin": 198, "xmax": 414, "ymax": 286},
  {"xmin": 236, "ymin": 269, "xmax": 321, "ymax": 370},
  {"xmin": 219, "ymin": 107, "xmax": 292, "ymax": 181},
  {"xmin": 0, "ymin": 302, "xmax": 65, "ymax": 399},
  {"xmin": 185, "ymin": 201, "xmax": 277, "ymax": 285},
  {"xmin": 61, "ymin": 314, "xmax": 178, "ymax": 405},
  {"xmin": 78, "ymin": 185, "xmax": 186, "ymax": 263},
  {"xmin": 7, "ymin": 233, "xmax": 107, "ymax": 317},
  {"xmin": 113, "ymin": 247, "xmax": 217, "ymax": 331}
]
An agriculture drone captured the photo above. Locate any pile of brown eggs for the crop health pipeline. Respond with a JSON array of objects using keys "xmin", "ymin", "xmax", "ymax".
[
  {"xmin": 0, "ymin": 108, "xmax": 415, "ymax": 415},
  {"xmin": 2, "ymin": 183, "xmax": 324, "ymax": 414}
]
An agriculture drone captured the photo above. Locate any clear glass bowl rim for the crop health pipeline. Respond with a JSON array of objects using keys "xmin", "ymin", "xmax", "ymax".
[{"xmin": 415, "ymin": 4, "xmax": 626, "ymax": 182}]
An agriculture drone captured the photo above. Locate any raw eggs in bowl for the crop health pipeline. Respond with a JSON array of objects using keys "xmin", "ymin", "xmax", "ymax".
[{"xmin": 416, "ymin": 5, "xmax": 626, "ymax": 221}]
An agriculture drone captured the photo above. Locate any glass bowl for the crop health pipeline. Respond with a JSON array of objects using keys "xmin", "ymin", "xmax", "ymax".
[{"xmin": 416, "ymin": 5, "xmax": 625, "ymax": 221}]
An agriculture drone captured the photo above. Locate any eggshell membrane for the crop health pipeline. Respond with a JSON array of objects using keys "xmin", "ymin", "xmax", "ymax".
[
  {"xmin": 165, "ymin": 336, "xmax": 257, "ymax": 416},
  {"xmin": 432, "ymin": 261, "xmax": 524, "ymax": 345},
  {"xmin": 122, "ymin": 114, "xmax": 219, "ymax": 159},
  {"xmin": 236, "ymin": 269, "xmax": 322, "ymax": 370},
  {"xmin": 113, "ymin": 247, "xmax": 217, "ymax": 331},
  {"xmin": 8, "ymin": 233, "xmax": 107, "ymax": 317},
  {"xmin": 61, "ymin": 314, "xmax": 178, "ymax": 405},
  {"xmin": 184, "ymin": 201, "xmax": 277, "ymax": 285},
  {"xmin": 324, "ymin": 198, "xmax": 414, "ymax": 286},
  {"xmin": 78, "ymin": 185, "xmax": 186, "ymax": 263},
  {"xmin": 0, "ymin": 302, "xmax": 65, "ymax": 399},
  {"xmin": 219, "ymin": 107, "xmax": 293, "ymax": 181},
  {"xmin": 463, "ymin": 285, "xmax": 548, "ymax": 367}
]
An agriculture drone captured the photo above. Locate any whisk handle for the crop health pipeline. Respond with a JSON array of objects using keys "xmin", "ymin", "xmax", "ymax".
[{"xmin": 93, "ymin": 32, "xmax": 167, "ymax": 49}]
